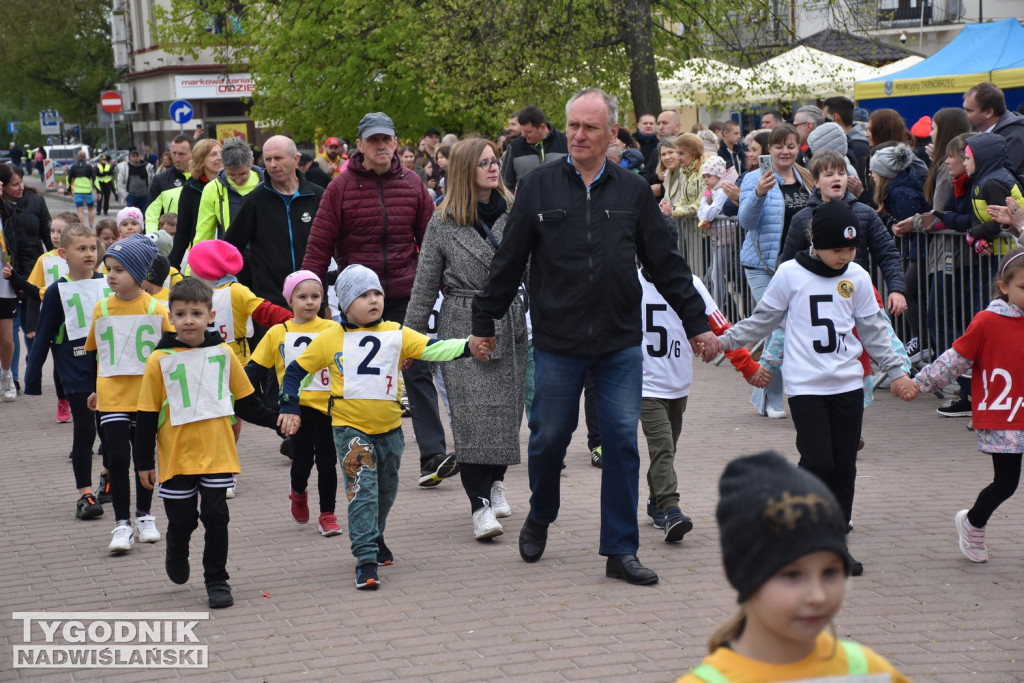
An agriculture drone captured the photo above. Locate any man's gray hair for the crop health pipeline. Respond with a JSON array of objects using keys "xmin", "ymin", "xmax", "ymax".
[
  {"xmin": 221, "ymin": 137, "xmax": 253, "ymax": 169},
  {"xmin": 795, "ymin": 105, "xmax": 825, "ymax": 126},
  {"xmin": 566, "ymin": 88, "xmax": 618, "ymax": 132}
]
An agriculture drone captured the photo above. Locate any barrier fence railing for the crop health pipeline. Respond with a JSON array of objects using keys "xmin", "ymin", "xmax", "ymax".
[{"xmin": 674, "ymin": 215, "xmax": 1021, "ymax": 365}]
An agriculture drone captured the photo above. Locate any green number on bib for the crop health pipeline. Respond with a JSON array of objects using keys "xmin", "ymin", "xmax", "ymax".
[
  {"xmin": 47, "ymin": 264, "xmax": 61, "ymax": 283},
  {"xmin": 168, "ymin": 363, "xmax": 191, "ymax": 408},
  {"xmin": 136, "ymin": 324, "xmax": 156, "ymax": 362},
  {"xmin": 208, "ymin": 354, "xmax": 226, "ymax": 399},
  {"xmin": 99, "ymin": 325, "xmax": 116, "ymax": 365},
  {"xmin": 66, "ymin": 293, "xmax": 86, "ymax": 328}
]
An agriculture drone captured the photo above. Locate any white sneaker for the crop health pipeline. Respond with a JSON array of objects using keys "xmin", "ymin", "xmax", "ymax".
[
  {"xmin": 765, "ymin": 406, "xmax": 787, "ymax": 419},
  {"xmin": 472, "ymin": 502, "xmax": 503, "ymax": 540},
  {"xmin": 0, "ymin": 373, "xmax": 15, "ymax": 403},
  {"xmin": 954, "ymin": 509, "xmax": 988, "ymax": 562},
  {"xmin": 135, "ymin": 514, "xmax": 161, "ymax": 543},
  {"xmin": 225, "ymin": 486, "xmax": 235, "ymax": 499},
  {"xmin": 490, "ymin": 481, "xmax": 512, "ymax": 518},
  {"xmin": 108, "ymin": 521, "xmax": 135, "ymax": 554}
]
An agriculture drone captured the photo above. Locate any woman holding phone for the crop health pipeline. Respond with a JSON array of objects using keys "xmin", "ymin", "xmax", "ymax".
[{"xmin": 737, "ymin": 123, "xmax": 814, "ymax": 418}]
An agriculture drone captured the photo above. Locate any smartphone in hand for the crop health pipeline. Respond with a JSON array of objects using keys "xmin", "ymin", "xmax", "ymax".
[{"xmin": 758, "ymin": 155, "xmax": 774, "ymax": 176}]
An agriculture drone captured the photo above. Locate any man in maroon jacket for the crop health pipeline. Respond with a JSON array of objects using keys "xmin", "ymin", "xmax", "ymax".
[{"xmin": 303, "ymin": 112, "xmax": 456, "ymax": 488}]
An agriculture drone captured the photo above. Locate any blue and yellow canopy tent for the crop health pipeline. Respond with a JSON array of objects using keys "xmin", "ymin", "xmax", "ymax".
[{"xmin": 855, "ymin": 18, "xmax": 1024, "ymax": 123}]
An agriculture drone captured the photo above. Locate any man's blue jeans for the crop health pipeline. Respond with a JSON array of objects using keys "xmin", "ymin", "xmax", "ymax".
[{"xmin": 528, "ymin": 346, "xmax": 643, "ymax": 556}]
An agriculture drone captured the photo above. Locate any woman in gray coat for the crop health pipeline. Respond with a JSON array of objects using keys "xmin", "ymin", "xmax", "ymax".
[{"xmin": 406, "ymin": 136, "xmax": 526, "ymax": 541}]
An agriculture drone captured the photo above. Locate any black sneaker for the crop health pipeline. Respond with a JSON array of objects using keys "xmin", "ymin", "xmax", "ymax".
[
  {"xmin": 937, "ymin": 397, "xmax": 971, "ymax": 417},
  {"xmin": 590, "ymin": 446, "xmax": 603, "ymax": 468},
  {"xmin": 646, "ymin": 499, "xmax": 666, "ymax": 529},
  {"xmin": 355, "ymin": 562, "xmax": 380, "ymax": 589},
  {"xmin": 206, "ymin": 581, "xmax": 233, "ymax": 608},
  {"xmin": 96, "ymin": 472, "xmax": 112, "ymax": 504},
  {"xmin": 279, "ymin": 436, "xmax": 293, "ymax": 460},
  {"xmin": 76, "ymin": 493, "xmax": 104, "ymax": 520},
  {"xmin": 663, "ymin": 508, "xmax": 693, "ymax": 542},
  {"xmin": 904, "ymin": 336, "xmax": 919, "ymax": 356},
  {"xmin": 376, "ymin": 537, "xmax": 393, "ymax": 566},
  {"xmin": 166, "ymin": 549, "xmax": 190, "ymax": 585},
  {"xmin": 418, "ymin": 453, "xmax": 459, "ymax": 487},
  {"xmin": 848, "ymin": 555, "xmax": 864, "ymax": 576}
]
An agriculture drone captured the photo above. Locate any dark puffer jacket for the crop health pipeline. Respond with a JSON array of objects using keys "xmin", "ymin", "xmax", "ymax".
[
  {"xmin": 9, "ymin": 190, "xmax": 52, "ymax": 277},
  {"xmin": 303, "ymin": 151, "xmax": 434, "ymax": 300}
]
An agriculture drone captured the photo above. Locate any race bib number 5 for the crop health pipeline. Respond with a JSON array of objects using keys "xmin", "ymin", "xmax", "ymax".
[
  {"xmin": 159, "ymin": 347, "xmax": 234, "ymax": 426},
  {"xmin": 341, "ymin": 330, "xmax": 402, "ymax": 400},
  {"xmin": 284, "ymin": 331, "xmax": 330, "ymax": 392},
  {"xmin": 95, "ymin": 314, "xmax": 163, "ymax": 377}
]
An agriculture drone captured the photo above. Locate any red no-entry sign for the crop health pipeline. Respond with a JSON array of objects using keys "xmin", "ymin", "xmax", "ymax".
[{"xmin": 100, "ymin": 91, "xmax": 123, "ymax": 114}]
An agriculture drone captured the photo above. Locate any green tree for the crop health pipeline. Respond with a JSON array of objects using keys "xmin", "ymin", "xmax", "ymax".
[{"xmin": 0, "ymin": 0, "xmax": 118, "ymax": 128}]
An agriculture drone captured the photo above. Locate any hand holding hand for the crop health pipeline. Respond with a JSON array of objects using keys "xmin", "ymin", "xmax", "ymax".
[
  {"xmin": 401, "ymin": 357, "xmax": 414, "ymax": 371},
  {"xmin": 469, "ymin": 335, "xmax": 495, "ymax": 362},
  {"xmin": 747, "ymin": 365, "xmax": 772, "ymax": 388},
  {"xmin": 690, "ymin": 331, "xmax": 722, "ymax": 363},
  {"xmin": 278, "ymin": 413, "xmax": 300, "ymax": 436},
  {"xmin": 890, "ymin": 376, "xmax": 919, "ymax": 402}
]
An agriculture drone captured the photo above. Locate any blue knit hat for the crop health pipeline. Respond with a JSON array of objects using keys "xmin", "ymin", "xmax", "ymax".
[{"xmin": 105, "ymin": 234, "xmax": 158, "ymax": 286}]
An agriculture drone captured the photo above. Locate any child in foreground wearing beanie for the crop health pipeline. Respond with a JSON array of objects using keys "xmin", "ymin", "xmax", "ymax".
[
  {"xmin": 84, "ymin": 233, "xmax": 174, "ymax": 554},
  {"xmin": 715, "ymin": 200, "xmax": 916, "ymax": 575},
  {"xmin": 678, "ymin": 452, "xmax": 910, "ymax": 682},
  {"xmin": 135, "ymin": 277, "xmax": 282, "ymax": 609},
  {"xmin": 186, "ymin": 240, "xmax": 292, "ymax": 365},
  {"xmin": 247, "ymin": 271, "xmax": 342, "ymax": 538},
  {"xmin": 278, "ymin": 264, "xmax": 472, "ymax": 590}
]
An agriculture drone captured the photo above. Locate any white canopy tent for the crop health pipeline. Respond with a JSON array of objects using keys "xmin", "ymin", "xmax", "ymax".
[{"xmin": 660, "ymin": 57, "xmax": 749, "ymax": 108}]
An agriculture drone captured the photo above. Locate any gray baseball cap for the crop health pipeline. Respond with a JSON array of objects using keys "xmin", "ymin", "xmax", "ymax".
[{"xmin": 358, "ymin": 112, "xmax": 396, "ymax": 139}]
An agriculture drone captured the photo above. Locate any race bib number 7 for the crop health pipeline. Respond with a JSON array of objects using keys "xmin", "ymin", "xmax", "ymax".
[
  {"xmin": 159, "ymin": 347, "xmax": 234, "ymax": 426},
  {"xmin": 284, "ymin": 331, "xmax": 330, "ymax": 392},
  {"xmin": 95, "ymin": 314, "xmax": 163, "ymax": 377}
]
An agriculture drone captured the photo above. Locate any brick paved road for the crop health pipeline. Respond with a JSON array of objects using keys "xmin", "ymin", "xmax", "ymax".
[{"xmin": 3, "ymin": 348, "xmax": 1022, "ymax": 680}]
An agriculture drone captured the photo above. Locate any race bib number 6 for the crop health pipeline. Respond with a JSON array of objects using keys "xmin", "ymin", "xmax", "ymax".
[
  {"xmin": 284, "ymin": 331, "xmax": 330, "ymax": 392},
  {"xmin": 95, "ymin": 314, "xmax": 163, "ymax": 377},
  {"xmin": 159, "ymin": 347, "xmax": 234, "ymax": 426}
]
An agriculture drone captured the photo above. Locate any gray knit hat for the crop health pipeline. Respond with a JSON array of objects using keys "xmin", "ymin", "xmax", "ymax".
[
  {"xmin": 104, "ymin": 234, "xmax": 158, "ymax": 286},
  {"xmin": 807, "ymin": 122, "xmax": 848, "ymax": 156},
  {"xmin": 869, "ymin": 143, "xmax": 914, "ymax": 179},
  {"xmin": 335, "ymin": 264, "xmax": 383, "ymax": 314}
]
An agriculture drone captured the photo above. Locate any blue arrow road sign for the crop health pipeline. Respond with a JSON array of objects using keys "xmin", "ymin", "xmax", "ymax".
[{"xmin": 170, "ymin": 100, "xmax": 193, "ymax": 125}]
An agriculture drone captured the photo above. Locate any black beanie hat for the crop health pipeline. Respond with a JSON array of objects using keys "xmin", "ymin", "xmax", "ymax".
[
  {"xmin": 811, "ymin": 199, "xmax": 859, "ymax": 251},
  {"xmin": 146, "ymin": 254, "xmax": 171, "ymax": 286},
  {"xmin": 717, "ymin": 452, "xmax": 850, "ymax": 603}
]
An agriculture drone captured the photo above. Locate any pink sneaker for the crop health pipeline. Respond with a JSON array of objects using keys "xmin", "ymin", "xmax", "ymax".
[
  {"xmin": 317, "ymin": 512, "xmax": 342, "ymax": 537},
  {"xmin": 289, "ymin": 488, "xmax": 309, "ymax": 524},
  {"xmin": 56, "ymin": 399, "xmax": 72, "ymax": 423},
  {"xmin": 955, "ymin": 509, "xmax": 988, "ymax": 562}
]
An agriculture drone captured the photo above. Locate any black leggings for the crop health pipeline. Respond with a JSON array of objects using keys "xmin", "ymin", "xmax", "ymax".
[
  {"xmin": 163, "ymin": 479, "xmax": 230, "ymax": 584},
  {"xmin": 99, "ymin": 413, "xmax": 153, "ymax": 521},
  {"xmin": 460, "ymin": 463, "xmax": 508, "ymax": 512},
  {"xmin": 67, "ymin": 394, "xmax": 97, "ymax": 490},
  {"xmin": 788, "ymin": 390, "xmax": 864, "ymax": 523},
  {"xmin": 967, "ymin": 454, "xmax": 1022, "ymax": 529},
  {"xmin": 290, "ymin": 406, "xmax": 338, "ymax": 513}
]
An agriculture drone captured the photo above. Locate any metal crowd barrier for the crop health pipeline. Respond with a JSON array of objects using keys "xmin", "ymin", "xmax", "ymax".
[{"xmin": 673, "ymin": 215, "xmax": 1020, "ymax": 363}]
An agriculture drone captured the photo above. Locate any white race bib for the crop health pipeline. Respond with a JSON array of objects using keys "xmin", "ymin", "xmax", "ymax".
[
  {"xmin": 42, "ymin": 255, "xmax": 69, "ymax": 289},
  {"xmin": 58, "ymin": 279, "xmax": 112, "ymax": 341},
  {"xmin": 210, "ymin": 286, "xmax": 253, "ymax": 344},
  {"xmin": 95, "ymin": 314, "xmax": 163, "ymax": 377},
  {"xmin": 341, "ymin": 330, "xmax": 402, "ymax": 400},
  {"xmin": 159, "ymin": 347, "xmax": 234, "ymax": 426},
  {"xmin": 284, "ymin": 331, "xmax": 330, "ymax": 392}
]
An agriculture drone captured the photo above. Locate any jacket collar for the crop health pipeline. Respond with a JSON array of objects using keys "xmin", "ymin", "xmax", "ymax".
[
  {"xmin": 155, "ymin": 329, "xmax": 225, "ymax": 350},
  {"xmin": 796, "ymin": 249, "xmax": 849, "ymax": 277}
]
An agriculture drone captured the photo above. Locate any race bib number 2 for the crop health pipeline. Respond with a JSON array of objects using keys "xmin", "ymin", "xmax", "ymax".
[
  {"xmin": 159, "ymin": 347, "xmax": 234, "ymax": 426},
  {"xmin": 284, "ymin": 331, "xmax": 330, "ymax": 392},
  {"xmin": 95, "ymin": 314, "xmax": 163, "ymax": 377},
  {"xmin": 341, "ymin": 330, "xmax": 402, "ymax": 400}
]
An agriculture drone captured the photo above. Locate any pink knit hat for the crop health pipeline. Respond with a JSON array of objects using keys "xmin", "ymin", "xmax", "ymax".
[
  {"xmin": 188, "ymin": 240, "xmax": 243, "ymax": 280},
  {"xmin": 116, "ymin": 207, "xmax": 144, "ymax": 227},
  {"xmin": 282, "ymin": 270, "xmax": 322, "ymax": 303}
]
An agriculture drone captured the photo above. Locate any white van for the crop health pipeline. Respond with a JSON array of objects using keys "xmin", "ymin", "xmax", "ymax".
[{"xmin": 44, "ymin": 145, "xmax": 91, "ymax": 175}]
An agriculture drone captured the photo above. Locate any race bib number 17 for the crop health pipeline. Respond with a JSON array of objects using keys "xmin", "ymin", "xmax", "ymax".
[{"xmin": 159, "ymin": 347, "xmax": 234, "ymax": 426}]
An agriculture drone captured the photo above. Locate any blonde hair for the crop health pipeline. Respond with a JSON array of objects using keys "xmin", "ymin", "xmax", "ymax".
[
  {"xmin": 189, "ymin": 139, "xmax": 222, "ymax": 178},
  {"xmin": 675, "ymin": 133, "xmax": 704, "ymax": 169},
  {"xmin": 436, "ymin": 136, "xmax": 512, "ymax": 227},
  {"xmin": 707, "ymin": 608, "xmax": 746, "ymax": 652},
  {"xmin": 158, "ymin": 212, "xmax": 178, "ymax": 228},
  {"xmin": 59, "ymin": 223, "xmax": 96, "ymax": 248}
]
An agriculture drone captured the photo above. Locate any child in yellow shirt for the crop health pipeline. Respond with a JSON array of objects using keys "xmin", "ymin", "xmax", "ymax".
[
  {"xmin": 136, "ymin": 278, "xmax": 280, "ymax": 609},
  {"xmin": 85, "ymin": 234, "xmax": 174, "ymax": 555},
  {"xmin": 186, "ymin": 240, "xmax": 291, "ymax": 364},
  {"xmin": 678, "ymin": 452, "xmax": 910, "ymax": 683},
  {"xmin": 248, "ymin": 271, "xmax": 341, "ymax": 537},
  {"xmin": 279, "ymin": 265, "xmax": 471, "ymax": 590}
]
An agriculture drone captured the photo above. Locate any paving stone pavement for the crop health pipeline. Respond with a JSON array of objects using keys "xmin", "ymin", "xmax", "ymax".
[{"xmin": 2, "ymin": 356, "xmax": 1022, "ymax": 681}]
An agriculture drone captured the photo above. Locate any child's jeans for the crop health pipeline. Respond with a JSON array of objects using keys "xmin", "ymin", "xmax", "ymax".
[
  {"xmin": 640, "ymin": 396, "xmax": 687, "ymax": 512},
  {"xmin": 159, "ymin": 474, "xmax": 233, "ymax": 585},
  {"xmin": 333, "ymin": 425, "xmax": 404, "ymax": 565}
]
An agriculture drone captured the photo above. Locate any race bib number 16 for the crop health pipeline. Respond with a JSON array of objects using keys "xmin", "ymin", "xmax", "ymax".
[{"xmin": 95, "ymin": 314, "xmax": 163, "ymax": 377}]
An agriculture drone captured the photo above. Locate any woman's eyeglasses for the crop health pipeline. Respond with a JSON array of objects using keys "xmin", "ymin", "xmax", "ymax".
[{"xmin": 477, "ymin": 158, "xmax": 501, "ymax": 169}]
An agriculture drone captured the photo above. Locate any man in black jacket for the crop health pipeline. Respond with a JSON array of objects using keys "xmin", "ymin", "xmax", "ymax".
[
  {"xmin": 471, "ymin": 88, "xmax": 722, "ymax": 586},
  {"xmin": 501, "ymin": 105, "xmax": 568, "ymax": 192}
]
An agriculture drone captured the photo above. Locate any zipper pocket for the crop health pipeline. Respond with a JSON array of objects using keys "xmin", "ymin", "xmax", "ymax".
[{"xmin": 537, "ymin": 209, "xmax": 568, "ymax": 222}]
